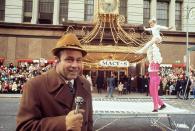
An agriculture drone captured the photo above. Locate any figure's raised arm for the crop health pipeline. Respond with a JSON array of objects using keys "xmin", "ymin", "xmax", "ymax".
[
  {"xmin": 158, "ymin": 25, "xmax": 173, "ymax": 31},
  {"xmin": 168, "ymin": 26, "xmax": 173, "ymax": 30},
  {"xmin": 143, "ymin": 26, "xmax": 151, "ymax": 31}
]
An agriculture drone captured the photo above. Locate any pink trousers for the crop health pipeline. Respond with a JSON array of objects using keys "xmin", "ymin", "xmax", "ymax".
[{"xmin": 149, "ymin": 72, "xmax": 164, "ymax": 110}]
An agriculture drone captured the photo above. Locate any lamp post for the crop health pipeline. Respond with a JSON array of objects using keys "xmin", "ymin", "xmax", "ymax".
[
  {"xmin": 184, "ymin": 1, "xmax": 195, "ymax": 99},
  {"xmin": 186, "ymin": 2, "xmax": 195, "ymax": 77}
]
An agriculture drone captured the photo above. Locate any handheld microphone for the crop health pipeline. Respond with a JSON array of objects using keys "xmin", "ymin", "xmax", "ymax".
[{"xmin": 74, "ymin": 96, "xmax": 84, "ymax": 114}]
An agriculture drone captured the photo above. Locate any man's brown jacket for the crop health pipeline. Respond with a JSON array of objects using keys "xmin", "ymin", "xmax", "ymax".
[{"xmin": 16, "ymin": 69, "xmax": 93, "ymax": 131}]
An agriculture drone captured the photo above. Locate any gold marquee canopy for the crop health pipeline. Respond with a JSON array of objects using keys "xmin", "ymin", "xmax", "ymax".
[
  {"xmin": 82, "ymin": 45, "xmax": 146, "ymax": 68},
  {"xmin": 80, "ymin": 14, "xmax": 149, "ymax": 46},
  {"xmin": 64, "ymin": 13, "xmax": 150, "ymax": 68}
]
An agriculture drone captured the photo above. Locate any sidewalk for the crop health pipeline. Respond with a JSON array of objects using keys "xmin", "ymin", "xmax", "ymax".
[
  {"xmin": 0, "ymin": 93, "xmax": 22, "ymax": 98},
  {"xmin": 92, "ymin": 92, "xmax": 177, "ymax": 99},
  {"xmin": 0, "ymin": 92, "xmax": 178, "ymax": 99}
]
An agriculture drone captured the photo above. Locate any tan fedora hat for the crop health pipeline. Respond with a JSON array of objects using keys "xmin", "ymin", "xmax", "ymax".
[{"xmin": 52, "ymin": 33, "xmax": 87, "ymax": 56}]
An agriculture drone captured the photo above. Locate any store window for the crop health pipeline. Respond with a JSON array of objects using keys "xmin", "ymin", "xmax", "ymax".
[
  {"xmin": 157, "ymin": 1, "xmax": 169, "ymax": 26},
  {"xmin": 0, "ymin": 0, "xmax": 5, "ymax": 21},
  {"xmin": 59, "ymin": 0, "xmax": 69, "ymax": 24},
  {"xmin": 143, "ymin": 0, "xmax": 150, "ymax": 26},
  {"xmin": 23, "ymin": 0, "xmax": 32, "ymax": 22},
  {"xmin": 175, "ymin": 2, "xmax": 182, "ymax": 30},
  {"xmin": 119, "ymin": 0, "xmax": 127, "ymax": 22},
  {"xmin": 38, "ymin": 0, "xmax": 54, "ymax": 24},
  {"xmin": 84, "ymin": 0, "xmax": 94, "ymax": 21}
]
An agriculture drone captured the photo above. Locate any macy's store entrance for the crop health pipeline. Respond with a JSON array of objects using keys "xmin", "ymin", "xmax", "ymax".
[
  {"xmin": 81, "ymin": 46, "xmax": 146, "ymax": 90},
  {"xmin": 82, "ymin": 59, "xmax": 139, "ymax": 90},
  {"xmin": 83, "ymin": 68, "xmax": 128, "ymax": 90}
]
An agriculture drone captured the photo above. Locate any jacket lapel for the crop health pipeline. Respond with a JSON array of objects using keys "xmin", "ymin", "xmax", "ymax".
[
  {"xmin": 46, "ymin": 69, "xmax": 74, "ymax": 109},
  {"xmin": 46, "ymin": 70, "xmax": 90, "ymax": 110},
  {"xmin": 54, "ymin": 84, "xmax": 74, "ymax": 109}
]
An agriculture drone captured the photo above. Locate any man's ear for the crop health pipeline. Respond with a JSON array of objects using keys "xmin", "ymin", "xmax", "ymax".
[{"xmin": 54, "ymin": 56, "xmax": 60, "ymax": 63}]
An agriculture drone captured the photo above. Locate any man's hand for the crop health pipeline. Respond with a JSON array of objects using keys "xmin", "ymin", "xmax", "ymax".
[{"xmin": 66, "ymin": 109, "xmax": 85, "ymax": 131}]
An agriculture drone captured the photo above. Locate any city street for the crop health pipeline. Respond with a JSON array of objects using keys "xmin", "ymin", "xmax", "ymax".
[{"xmin": 0, "ymin": 93, "xmax": 195, "ymax": 131}]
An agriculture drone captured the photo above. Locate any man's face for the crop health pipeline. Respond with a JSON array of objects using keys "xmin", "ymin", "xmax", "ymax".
[{"xmin": 56, "ymin": 50, "xmax": 83, "ymax": 80}]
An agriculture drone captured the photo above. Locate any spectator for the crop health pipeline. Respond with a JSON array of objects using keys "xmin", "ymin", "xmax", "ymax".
[
  {"xmin": 191, "ymin": 77, "xmax": 195, "ymax": 99},
  {"xmin": 106, "ymin": 73, "xmax": 116, "ymax": 98},
  {"xmin": 143, "ymin": 75, "xmax": 149, "ymax": 96},
  {"xmin": 86, "ymin": 75, "xmax": 93, "ymax": 91},
  {"xmin": 118, "ymin": 81, "xmax": 124, "ymax": 95},
  {"xmin": 126, "ymin": 75, "xmax": 132, "ymax": 94},
  {"xmin": 2, "ymin": 81, "xmax": 9, "ymax": 93},
  {"xmin": 175, "ymin": 77, "xmax": 182, "ymax": 98},
  {"xmin": 0, "ymin": 81, "xmax": 2, "ymax": 93},
  {"xmin": 182, "ymin": 76, "xmax": 192, "ymax": 100},
  {"xmin": 96, "ymin": 75, "xmax": 104, "ymax": 94},
  {"xmin": 12, "ymin": 82, "xmax": 18, "ymax": 93}
]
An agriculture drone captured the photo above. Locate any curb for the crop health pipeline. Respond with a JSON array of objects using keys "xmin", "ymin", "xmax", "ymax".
[{"xmin": 0, "ymin": 93, "xmax": 178, "ymax": 99}]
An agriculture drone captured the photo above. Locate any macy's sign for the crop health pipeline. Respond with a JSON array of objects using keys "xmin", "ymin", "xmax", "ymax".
[{"xmin": 99, "ymin": 60, "xmax": 129, "ymax": 67}]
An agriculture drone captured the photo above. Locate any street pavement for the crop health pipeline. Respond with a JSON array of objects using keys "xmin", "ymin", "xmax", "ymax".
[{"xmin": 0, "ymin": 92, "xmax": 195, "ymax": 131}]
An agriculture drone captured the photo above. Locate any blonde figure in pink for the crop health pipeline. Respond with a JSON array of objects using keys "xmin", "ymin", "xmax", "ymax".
[{"xmin": 138, "ymin": 18, "xmax": 172, "ymax": 112}]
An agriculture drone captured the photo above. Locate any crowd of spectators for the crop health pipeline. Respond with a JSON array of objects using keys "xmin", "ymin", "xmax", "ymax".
[
  {"xmin": 0, "ymin": 62, "xmax": 195, "ymax": 98},
  {"xmin": 160, "ymin": 66, "xmax": 195, "ymax": 97},
  {"xmin": 109, "ymin": 66, "xmax": 195, "ymax": 98},
  {"xmin": 158, "ymin": 67, "xmax": 195, "ymax": 101},
  {"xmin": 0, "ymin": 62, "xmax": 54, "ymax": 93}
]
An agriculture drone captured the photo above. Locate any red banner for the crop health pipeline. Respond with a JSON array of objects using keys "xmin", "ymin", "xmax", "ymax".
[{"xmin": 16, "ymin": 59, "xmax": 33, "ymax": 63}]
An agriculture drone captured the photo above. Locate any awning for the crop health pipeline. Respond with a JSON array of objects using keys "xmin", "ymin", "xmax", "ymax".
[
  {"xmin": 16, "ymin": 59, "xmax": 55, "ymax": 63},
  {"xmin": 47, "ymin": 60, "xmax": 55, "ymax": 64},
  {"xmin": 32, "ymin": 59, "xmax": 55, "ymax": 64},
  {"xmin": 172, "ymin": 63, "xmax": 185, "ymax": 68},
  {"xmin": 160, "ymin": 64, "xmax": 172, "ymax": 67},
  {"xmin": 146, "ymin": 63, "xmax": 185, "ymax": 68},
  {"xmin": 82, "ymin": 45, "xmax": 146, "ymax": 68},
  {"xmin": 16, "ymin": 59, "xmax": 33, "ymax": 63}
]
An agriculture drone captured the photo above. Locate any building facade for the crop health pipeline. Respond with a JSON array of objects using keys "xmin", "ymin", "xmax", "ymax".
[
  {"xmin": 1, "ymin": 0, "xmax": 195, "ymax": 31},
  {"xmin": 0, "ymin": 0, "xmax": 195, "ymax": 75}
]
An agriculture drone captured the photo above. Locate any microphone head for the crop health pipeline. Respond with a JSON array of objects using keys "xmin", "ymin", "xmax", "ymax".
[{"xmin": 75, "ymin": 96, "xmax": 84, "ymax": 105}]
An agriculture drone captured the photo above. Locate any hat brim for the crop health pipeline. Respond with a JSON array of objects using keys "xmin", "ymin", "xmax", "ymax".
[{"xmin": 52, "ymin": 46, "xmax": 87, "ymax": 57}]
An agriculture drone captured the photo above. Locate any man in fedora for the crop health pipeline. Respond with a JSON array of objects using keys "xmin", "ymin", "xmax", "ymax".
[{"xmin": 16, "ymin": 33, "xmax": 93, "ymax": 131}]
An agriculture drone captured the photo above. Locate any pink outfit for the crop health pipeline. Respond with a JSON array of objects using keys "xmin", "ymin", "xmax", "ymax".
[
  {"xmin": 149, "ymin": 63, "xmax": 164, "ymax": 110},
  {"xmin": 139, "ymin": 22, "xmax": 169, "ymax": 111}
]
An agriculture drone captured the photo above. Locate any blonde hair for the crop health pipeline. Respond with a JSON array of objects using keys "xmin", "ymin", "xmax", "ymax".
[
  {"xmin": 149, "ymin": 19, "xmax": 156, "ymax": 24},
  {"xmin": 149, "ymin": 17, "xmax": 157, "ymax": 24}
]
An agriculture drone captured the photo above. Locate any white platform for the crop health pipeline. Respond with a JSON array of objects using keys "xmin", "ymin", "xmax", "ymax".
[{"xmin": 93, "ymin": 98, "xmax": 191, "ymax": 116}]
